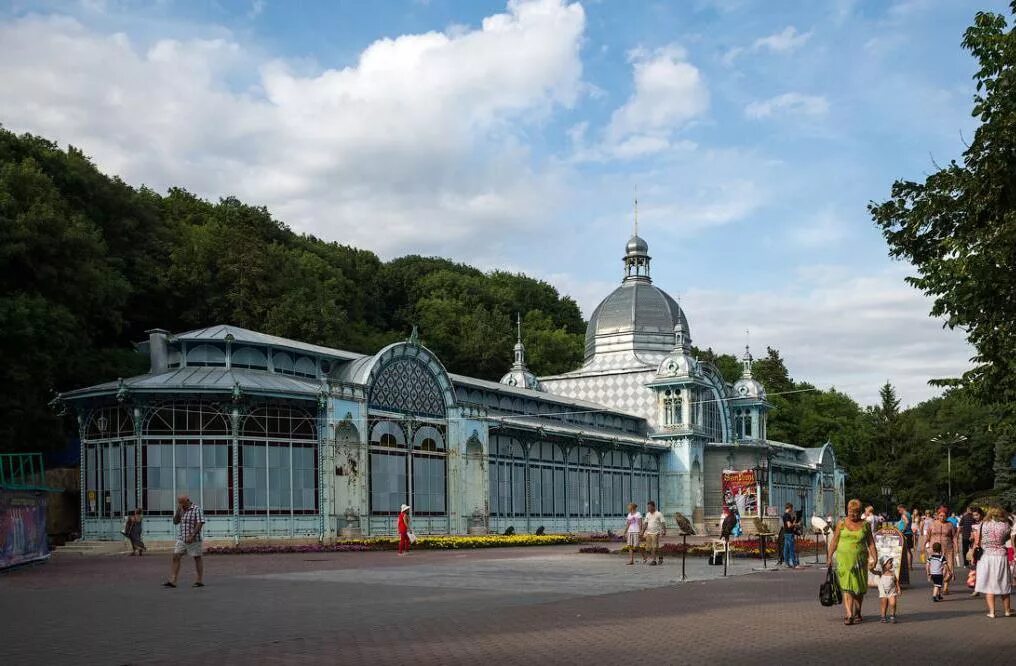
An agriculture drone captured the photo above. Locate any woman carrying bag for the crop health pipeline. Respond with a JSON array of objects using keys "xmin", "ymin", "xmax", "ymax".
[
  {"xmin": 828, "ymin": 499, "xmax": 879, "ymax": 625},
  {"xmin": 397, "ymin": 504, "xmax": 414, "ymax": 556}
]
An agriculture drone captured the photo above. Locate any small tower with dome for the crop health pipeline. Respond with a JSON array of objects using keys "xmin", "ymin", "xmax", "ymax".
[
  {"xmin": 731, "ymin": 344, "xmax": 769, "ymax": 440},
  {"xmin": 500, "ymin": 314, "xmax": 541, "ymax": 391}
]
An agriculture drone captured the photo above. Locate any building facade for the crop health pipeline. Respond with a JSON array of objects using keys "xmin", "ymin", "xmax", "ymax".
[{"xmin": 59, "ymin": 232, "xmax": 844, "ymax": 541}]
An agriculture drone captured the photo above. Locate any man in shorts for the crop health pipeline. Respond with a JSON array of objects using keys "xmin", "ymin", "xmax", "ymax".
[
  {"xmin": 642, "ymin": 501, "xmax": 667, "ymax": 566},
  {"xmin": 164, "ymin": 494, "xmax": 206, "ymax": 588}
]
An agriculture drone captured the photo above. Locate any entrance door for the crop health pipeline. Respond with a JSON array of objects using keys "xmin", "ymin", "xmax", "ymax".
[{"xmin": 84, "ymin": 441, "xmax": 137, "ymax": 539}]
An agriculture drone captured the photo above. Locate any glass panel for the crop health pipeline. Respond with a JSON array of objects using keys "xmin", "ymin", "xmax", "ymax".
[
  {"xmin": 554, "ymin": 468, "xmax": 565, "ymax": 517},
  {"xmin": 370, "ymin": 451, "xmax": 407, "ymax": 514}
]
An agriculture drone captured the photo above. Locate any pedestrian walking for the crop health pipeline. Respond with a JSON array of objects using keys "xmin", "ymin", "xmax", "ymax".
[
  {"xmin": 641, "ymin": 501, "xmax": 666, "ymax": 566},
  {"xmin": 925, "ymin": 507, "xmax": 957, "ymax": 594},
  {"xmin": 972, "ymin": 507, "xmax": 1014, "ymax": 618},
  {"xmin": 959, "ymin": 506, "xmax": 976, "ymax": 567},
  {"xmin": 624, "ymin": 502, "xmax": 642, "ymax": 565},
  {"xmin": 397, "ymin": 504, "xmax": 413, "ymax": 556},
  {"xmin": 829, "ymin": 499, "xmax": 878, "ymax": 625},
  {"xmin": 877, "ymin": 556, "xmax": 901, "ymax": 623},
  {"xmin": 163, "ymin": 495, "xmax": 205, "ymax": 588},
  {"xmin": 926, "ymin": 542, "xmax": 951, "ymax": 602},
  {"xmin": 896, "ymin": 505, "xmax": 912, "ymax": 585},
  {"xmin": 782, "ymin": 503, "xmax": 799, "ymax": 568},
  {"xmin": 125, "ymin": 509, "xmax": 145, "ymax": 556}
]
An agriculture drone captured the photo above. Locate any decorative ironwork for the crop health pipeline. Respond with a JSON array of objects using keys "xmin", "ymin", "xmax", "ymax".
[{"xmin": 368, "ymin": 358, "xmax": 446, "ymax": 418}]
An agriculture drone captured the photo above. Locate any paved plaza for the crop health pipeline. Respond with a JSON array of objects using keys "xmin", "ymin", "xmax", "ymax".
[{"xmin": 3, "ymin": 546, "xmax": 1014, "ymax": 665}]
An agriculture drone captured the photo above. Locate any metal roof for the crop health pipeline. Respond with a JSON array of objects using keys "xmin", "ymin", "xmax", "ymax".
[
  {"xmin": 60, "ymin": 367, "xmax": 323, "ymax": 401},
  {"xmin": 485, "ymin": 411, "xmax": 662, "ymax": 448},
  {"xmin": 172, "ymin": 325, "xmax": 366, "ymax": 362}
]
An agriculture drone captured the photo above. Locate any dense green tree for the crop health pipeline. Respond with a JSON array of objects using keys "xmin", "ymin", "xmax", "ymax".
[{"xmin": 870, "ymin": 6, "xmax": 1016, "ymax": 410}]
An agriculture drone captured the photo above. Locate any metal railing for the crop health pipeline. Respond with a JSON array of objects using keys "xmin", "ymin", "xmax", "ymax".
[{"xmin": 0, "ymin": 453, "xmax": 47, "ymax": 490}]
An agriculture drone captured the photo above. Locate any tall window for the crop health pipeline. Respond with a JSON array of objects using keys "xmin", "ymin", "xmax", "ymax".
[
  {"xmin": 412, "ymin": 425, "xmax": 446, "ymax": 516},
  {"xmin": 143, "ymin": 402, "xmax": 233, "ymax": 515},
  {"xmin": 488, "ymin": 435, "xmax": 527, "ymax": 519},
  {"xmin": 662, "ymin": 389, "xmax": 682, "ymax": 426},
  {"xmin": 83, "ymin": 407, "xmax": 137, "ymax": 518},
  {"xmin": 240, "ymin": 405, "xmax": 318, "ymax": 515}
]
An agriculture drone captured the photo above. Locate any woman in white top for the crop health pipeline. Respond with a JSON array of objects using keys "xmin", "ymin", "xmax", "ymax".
[{"xmin": 624, "ymin": 502, "xmax": 642, "ymax": 565}]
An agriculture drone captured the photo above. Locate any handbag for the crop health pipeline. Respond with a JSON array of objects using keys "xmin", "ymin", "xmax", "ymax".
[
  {"xmin": 972, "ymin": 525, "xmax": 984, "ymax": 564},
  {"xmin": 820, "ymin": 565, "xmax": 842, "ymax": 607},
  {"xmin": 967, "ymin": 568, "xmax": 977, "ymax": 589},
  {"xmin": 407, "ymin": 531, "xmax": 417, "ymax": 545}
]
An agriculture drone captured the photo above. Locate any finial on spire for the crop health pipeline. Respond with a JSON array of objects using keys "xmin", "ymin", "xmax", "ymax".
[
  {"xmin": 516, "ymin": 312, "xmax": 522, "ymax": 344},
  {"xmin": 633, "ymin": 185, "xmax": 639, "ymax": 237}
]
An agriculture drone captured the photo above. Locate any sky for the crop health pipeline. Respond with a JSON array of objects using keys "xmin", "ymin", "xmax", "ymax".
[{"xmin": 0, "ymin": 0, "xmax": 1004, "ymax": 407}]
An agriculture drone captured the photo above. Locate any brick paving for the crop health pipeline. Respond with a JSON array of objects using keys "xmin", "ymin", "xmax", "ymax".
[{"xmin": 2, "ymin": 547, "xmax": 1014, "ymax": 665}]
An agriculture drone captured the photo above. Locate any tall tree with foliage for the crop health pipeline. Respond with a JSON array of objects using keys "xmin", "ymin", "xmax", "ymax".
[
  {"xmin": 870, "ymin": 5, "xmax": 1016, "ymax": 502},
  {"xmin": 870, "ymin": 6, "xmax": 1016, "ymax": 410}
]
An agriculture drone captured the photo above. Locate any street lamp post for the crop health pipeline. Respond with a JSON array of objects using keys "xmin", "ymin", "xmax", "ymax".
[
  {"xmin": 753, "ymin": 450, "xmax": 771, "ymax": 568},
  {"xmin": 881, "ymin": 486, "xmax": 892, "ymax": 517},
  {"xmin": 930, "ymin": 433, "xmax": 967, "ymax": 506}
]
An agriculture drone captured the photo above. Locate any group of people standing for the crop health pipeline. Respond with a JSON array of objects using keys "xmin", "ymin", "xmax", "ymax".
[{"xmin": 830, "ymin": 499, "xmax": 1015, "ymax": 624}]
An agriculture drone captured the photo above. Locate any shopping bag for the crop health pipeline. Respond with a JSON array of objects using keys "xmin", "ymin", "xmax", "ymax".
[{"xmin": 407, "ymin": 531, "xmax": 417, "ymax": 545}]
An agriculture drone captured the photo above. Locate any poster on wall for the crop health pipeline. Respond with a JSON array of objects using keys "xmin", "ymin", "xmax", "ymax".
[
  {"xmin": 721, "ymin": 469, "xmax": 759, "ymax": 517},
  {"xmin": 0, "ymin": 490, "xmax": 50, "ymax": 570},
  {"xmin": 870, "ymin": 524, "xmax": 904, "ymax": 587}
]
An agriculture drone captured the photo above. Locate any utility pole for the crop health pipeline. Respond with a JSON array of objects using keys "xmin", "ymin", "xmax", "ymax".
[{"xmin": 931, "ymin": 433, "xmax": 967, "ymax": 506}]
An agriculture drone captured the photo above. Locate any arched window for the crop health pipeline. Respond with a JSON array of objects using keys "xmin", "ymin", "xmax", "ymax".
[
  {"xmin": 186, "ymin": 344, "xmax": 226, "ymax": 367},
  {"xmin": 273, "ymin": 352, "xmax": 295, "ymax": 375},
  {"xmin": 232, "ymin": 346, "xmax": 268, "ymax": 370},
  {"xmin": 294, "ymin": 356, "xmax": 317, "ymax": 378},
  {"xmin": 413, "ymin": 425, "xmax": 445, "ymax": 450},
  {"xmin": 370, "ymin": 420, "xmax": 406, "ymax": 448}
]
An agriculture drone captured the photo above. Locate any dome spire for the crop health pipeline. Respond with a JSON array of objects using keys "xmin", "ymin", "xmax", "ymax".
[
  {"xmin": 633, "ymin": 185, "xmax": 639, "ymax": 237},
  {"xmin": 513, "ymin": 312, "xmax": 526, "ymax": 367},
  {"xmin": 623, "ymin": 190, "xmax": 651, "ymax": 284},
  {"xmin": 501, "ymin": 312, "xmax": 541, "ymax": 391},
  {"xmin": 741, "ymin": 333, "xmax": 754, "ymax": 379}
]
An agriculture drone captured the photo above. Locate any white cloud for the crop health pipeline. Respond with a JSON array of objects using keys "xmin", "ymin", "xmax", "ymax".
[
  {"xmin": 601, "ymin": 44, "xmax": 709, "ymax": 158},
  {"xmin": 723, "ymin": 25, "xmax": 812, "ymax": 65},
  {"xmin": 753, "ymin": 26, "xmax": 812, "ymax": 53},
  {"xmin": 0, "ymin": 0, "xmax": 586, "ymax": 256},
  {"xmin": 745, "ymin": 92, "xmax": 829, "ymax": 119},
  {"xmin": 788, "ymin": 207, "xmax": 851, "ymax": 248},
  {"xmin": 682, "ymin": 265, "xmax": 974, "ymax": 408}
]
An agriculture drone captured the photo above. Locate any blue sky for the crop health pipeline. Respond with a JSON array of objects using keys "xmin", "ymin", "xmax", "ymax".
[{"xmin": 1, "ymin": 0, "xmax": 1004, "ymax": 406}]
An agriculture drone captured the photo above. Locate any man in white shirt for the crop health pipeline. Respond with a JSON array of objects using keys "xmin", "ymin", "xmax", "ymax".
[{"xmin": 641, "ymin": 501, "xmax": 667, "ymax": 566}]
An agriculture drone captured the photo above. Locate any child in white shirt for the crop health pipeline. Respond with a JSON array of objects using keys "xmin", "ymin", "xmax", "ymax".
[{"xmin": 878, "ymin": 556, "xmax": 901, "ymax": 623}]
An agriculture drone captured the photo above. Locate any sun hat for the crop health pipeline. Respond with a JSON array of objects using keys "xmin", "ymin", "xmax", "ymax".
[{"xmin": 400, "ymin": 504, "xmax": 411, "ymax": 513}]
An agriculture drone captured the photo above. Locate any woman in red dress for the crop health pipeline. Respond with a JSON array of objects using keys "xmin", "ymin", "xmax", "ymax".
[{"xmin": 397, "ymin": 504, "xmax": 412, "ymax": 555}]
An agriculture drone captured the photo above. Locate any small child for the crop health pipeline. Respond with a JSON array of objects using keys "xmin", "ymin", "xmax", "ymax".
[
  {"xmin": 927, "ymin": 541, "xmax": 952, "ymax": 602},
  {"xmin": 878, "ymin": 556, "xmax": 901, "ymax": 623}
]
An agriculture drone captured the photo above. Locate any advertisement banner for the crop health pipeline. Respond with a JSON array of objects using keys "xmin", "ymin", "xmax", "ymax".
[
  {"xmin": 721, "ymin": 469, "xmax": 759, "ymax": 517},
  {"xmin": 0, "ymin": 490, "xmax": 50, "ymax": 570},
  {"xmin": 871, "ymin": 524, "xmax": 904, "ymax": 587}
]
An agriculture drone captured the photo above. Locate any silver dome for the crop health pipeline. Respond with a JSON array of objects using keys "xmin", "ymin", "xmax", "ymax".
[
  {"xmin": 625, "ymin": 234, "xmax": 649, "ymax": 256},
  {"xmin": 584, "ymin": 282, "xmax": 690, "ymax": 361}
]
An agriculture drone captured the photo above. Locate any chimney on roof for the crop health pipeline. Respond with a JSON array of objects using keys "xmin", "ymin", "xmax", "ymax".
[{"xmin": 147, "ymin": 328, "xmax": 170, "ymax": 374}]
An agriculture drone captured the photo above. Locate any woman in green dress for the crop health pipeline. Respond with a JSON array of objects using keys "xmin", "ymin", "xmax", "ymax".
[{"xmin": 828, "ymin": 498, "xmax": 878, "ymax": 625}]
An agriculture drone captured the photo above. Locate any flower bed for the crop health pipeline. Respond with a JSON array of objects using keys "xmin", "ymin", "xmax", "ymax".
[
  {"xmin": 206, "ymin": 534, "xmax": 579, "ymax": 555},
  {"xmin": 582, "ymin": 537, "xmax": 819, "ymax": 558}
]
